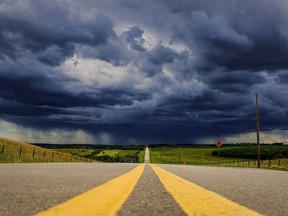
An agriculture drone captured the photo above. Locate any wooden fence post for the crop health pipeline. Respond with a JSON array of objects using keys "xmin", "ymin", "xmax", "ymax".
[
  {"xmin": 43, "ymin": 151, "xmax": 46, "ymax": 158},
  {"xmin": 19, "ymin": 147, "xmax": 22, "ymax": 157},
  {"xmin": 32, "ymin": 149, "xmax": 36, "ymax": 158},
  {"xmin": 1, "ymin": 145, "xmax": 4, "ymax": 156}
]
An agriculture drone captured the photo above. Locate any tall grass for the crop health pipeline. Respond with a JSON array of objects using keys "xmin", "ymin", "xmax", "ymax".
[{"xmin": 0, "ymin": 137, "xmax": 93, "ymax": 163}]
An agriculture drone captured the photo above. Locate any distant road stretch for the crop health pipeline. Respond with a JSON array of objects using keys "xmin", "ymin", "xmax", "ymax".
[{"xmin": 1, "ymin": 161, "xmax": 288, "ymax": 215}]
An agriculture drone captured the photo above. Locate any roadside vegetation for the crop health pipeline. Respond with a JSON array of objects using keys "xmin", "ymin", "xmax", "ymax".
[
  {"xmin": 55, "ymin": 146, "xmax": 145, "ymax": 163},
  {"xmin": 149, "ymin": 145, "xmax": 288, "ymax": 171},
  {"xmin": 149, "ymin": 146, "xmax": 244, "ymax": 165},
  {"xmin": 2, "ymin": 137, "xmax": 287, "ymax": 170},
  {"xmin": 0, "ymin": 137, "xmax": 92, "ymax": 163},
  {"xmin": 212, "ymin": 145, "xmax": 288, "ymax": 160}
]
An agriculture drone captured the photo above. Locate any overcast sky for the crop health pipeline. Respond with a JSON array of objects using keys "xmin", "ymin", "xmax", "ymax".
[{"xmin": 1, "ymin": 0, "xmax": 288, "ymax": 144}]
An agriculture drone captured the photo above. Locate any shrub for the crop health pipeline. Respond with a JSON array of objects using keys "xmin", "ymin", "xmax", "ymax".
[{"xmin": 212, "ymin": 145, "xmax": 288, "ymax": 160}]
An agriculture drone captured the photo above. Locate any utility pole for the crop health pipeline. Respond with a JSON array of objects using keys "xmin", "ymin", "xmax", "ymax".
[
  {"xmin": 256, "ymin": 93, "xmax": 261, "ymax": 167},
  {"xmin": 178, "ymin": 145, "xmax": 180, "ymax": 164}
]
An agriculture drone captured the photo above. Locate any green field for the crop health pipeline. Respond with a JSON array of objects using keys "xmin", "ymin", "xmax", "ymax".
[
  {"xmin": 94, "ymin": 149, "xmax": 144, "ymax": 163},
  {"xmin": 150, "ymin": 147, "xmax": 247, "ymax": 165},
  {"xmin": 213, "ymin": 145, "xmax": 288, "ymax": 160},
  {"xmin": 56, "ymin": 148, "xmax": 145, "ymax": 163},
  {"xmin": 97, "ymin": 149, "xmax": 140, "ymax": 157},
  {"xmin": 96, "ymin": 149, "xmax": 144, "ymax": 163},
  {"xmin": 55, "ymin": 148, "xmax": 95, "ymax": 157},
  {"xmin": 149, "ymin": 146, "xmax": 288, "ymax": 170},
  {"xmin": 2, "ymin": 137, "xmax": 287, "ymax": 170},
  {"xmin": 0, "ymin": 137, "xmax": 92, "ymax": 163}
]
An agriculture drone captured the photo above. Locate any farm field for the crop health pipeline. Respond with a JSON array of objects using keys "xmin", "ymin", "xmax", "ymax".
[
  {"xmin": 55, "ymin": 148, "xmax": 95, "ymax": 157},
  {"xmin": 149, "ymin": 146, "xmax": 288, "ymax": 171},
  {"xmin": 96, "ymin": 149, "xmax": 145, "ymax": 163},
  {"xmin": 56, "ymin": 148, "xmax": 145, "ymax": 163},
  {"xmin": 97, "ymin": 149, "xmax": 141, "ymax": 157},
  {"xmin": 1, "ymin": 136, "xmax": 287, "ymax": 170},
  {"xmin": 0, "ymin": 137, "xmax": 91, "ymax": 163},
  {"xmin": 0, "ymin": 137, "xmax": 145, "ymax": 163},
  {"xmin": 149, "ymin": 146, "xmax": 248, "ymax": 165}
]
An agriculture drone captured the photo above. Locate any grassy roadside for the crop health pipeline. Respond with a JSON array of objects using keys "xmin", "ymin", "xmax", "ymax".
[
  {"xmin": 0, "ymin": 137, "xmax": 92, "ymax": 163},
  {"xmin": 149, "ymin": 147, "xmax": 288, "ymax": 171},
  {"xmin": 2, "ymin": 137, "xmax": 286, "ymax": 169},
  {"xmin": 150, "ymin": 147, "xmax": 248, "ymax": 164}
]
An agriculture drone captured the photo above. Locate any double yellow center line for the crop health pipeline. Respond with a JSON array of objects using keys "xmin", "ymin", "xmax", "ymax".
[
  {"xmin": 36, "ymin": 164, "xmax": 261, "ymax": 216},
  {"xmin": 35, "ymin": 164, "xmax": 144, "ymax": 216},
  {"xmin": 151, "ymin": 164, "xmax": 261, "ymax": 216}
]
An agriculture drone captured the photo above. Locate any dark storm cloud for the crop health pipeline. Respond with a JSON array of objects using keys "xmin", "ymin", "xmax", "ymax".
[
  {"xmin": 1, "ymin": 0, "xmax": 288, "ymax": 144},
  {"xmin": 139, "ymin": 44, "xmax": 178, "ymax": 76},
  {"xmin": 123, "ymin": 26, "xmax": 145, "ymax": 52},
  {"xmin": 0, "ymin": 67, "xmax": 143, "ymax": 109},
  {"xmin": 199, "ymin": 70, "xmax": 267, "ymax": 93},
  {"xmin": 276, "ymin": 72, "xmax": 288, "ymax": 84},
  {"xmin": 148, "ymin": 45, "xmax": 177, "ymax": 65},
  {"xmin": 0, "ymin": 0, "xmax": 115, "ymax": 66},
  {"xmin": 167, "ymin": 0, "xmax": 288, "ymax": 71},
  {"xmin": 78, "ymin": 40, "xmax": 131, "ymax": 66},
  {"xmin": 0, "ymin": 98, "xmax": 64, "ymax": 117}
]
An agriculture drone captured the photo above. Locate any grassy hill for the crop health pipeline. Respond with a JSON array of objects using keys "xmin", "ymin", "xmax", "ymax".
[{"xmin": 0, "ymin": 137, "xmax": 92, "ymax": 163}]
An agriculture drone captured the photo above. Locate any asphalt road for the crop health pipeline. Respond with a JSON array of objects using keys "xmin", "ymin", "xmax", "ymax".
[
  {"xmin": 144, "ymin": 147, "xmax": 150, "ymax": 164},
  {"xmin": 158, "ymin": 164, "xmax": 288, "ymax": 216},
  {"xmin": 1, "ymin": 161, "xmax": 288, "ymax": 215},
  {"xmin": 0, "ymin": 163, "xmax": 138, "ymax": 216},
  {"xmin": 118, "ymin": 165, "xmax": 185, "ymax": 216}
]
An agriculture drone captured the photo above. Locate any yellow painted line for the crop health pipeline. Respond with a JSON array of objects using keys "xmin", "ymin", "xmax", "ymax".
[
  {"xmin": 151, "ymin": 164, "xmax": 262, "ymax": 216},
  {"xmin": 35, "ymin": 164, "xmax": 145, "ymax": 216}
]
